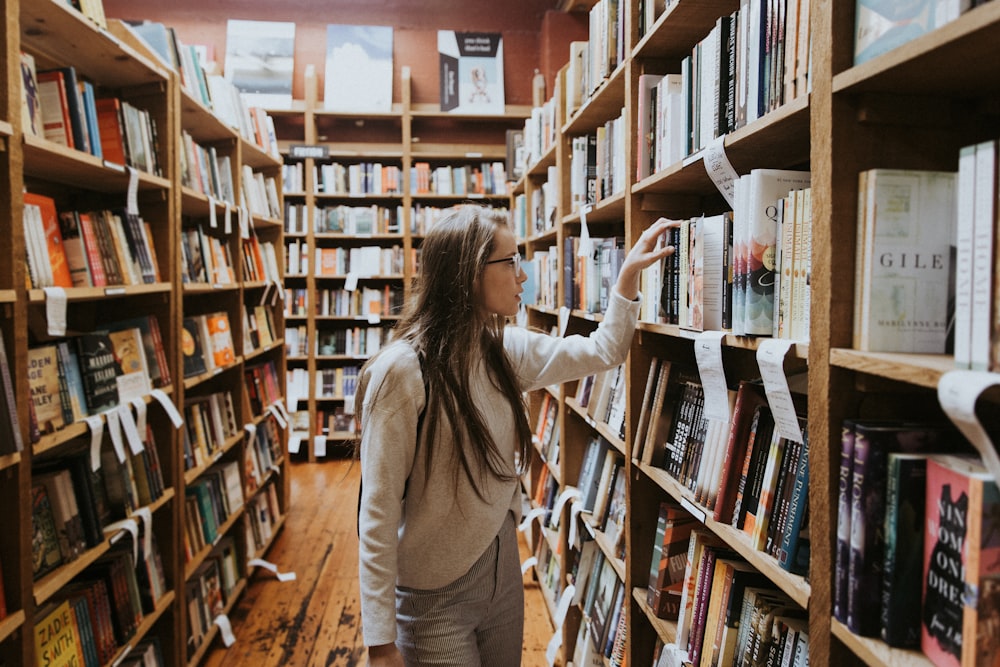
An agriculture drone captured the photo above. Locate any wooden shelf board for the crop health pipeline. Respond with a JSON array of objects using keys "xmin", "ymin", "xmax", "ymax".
[
  {"xmin": 313, "ymin": 192, "xmax": 404, "ymax": 201},
  {"xmin": 183, "ymin": 282, "xmax": 241, "ymax": 295},
  {"xmin": 410, "ymin": 144, "xmax": 506, "ymax": 160},
  {"xmin": 409, "ymin": 103, "xmax": 532, "ymax": 120},
  {"xmin": 0, "ymin": 120, "xmax": 12, "ymax": 138},
  {"xmin": 186, "ymin": 579, "xmax": 247, "ymax": 667},
  {"xmin": 829, "ymin": 348, "xmax": 953, "ymax": 389},
  {"xmin": 34, "ymin": 540, "xmax": 112, "ymax": 606},
  {"xmin": 638, "ymin": 462, "xmax": 811, "ymax": 608},
  {"xmin": 183, "ymin": 360, "xmax": 242, "ymax": 390},
  {"xmin": 21, "ymin": 2, "xmax": 167, "ymax": 86},
  {"xmin": 0, "ymin": 290, "xmax": 15, "ymax": 304},
  {"xmin": 563, "ymin": 64, "xmax": 628, "ymax": 136},
  {"xmin": 832, "ymin": 2, "xmax": 1000, "ymax": 97},
  {"xmin": 0, "ymin": 451, "xmax": 20, "ymax": 472},
  {"xmin": 632, "ymin": 95, "xmax": 810, "ymax": 201},
  {"xmin": 831, "ymin": 619, "xmax": 933, "ymax": 667},
  {"xmin": 241, "ymin": 138, "xmax": 282, "ymax": 169},
  {"xmin": 561, "ymin": 192, "xmax": 627, "ymax": 225},
  {"xmin": 23, "ymin": 136, "xmax": 171, "ymax": 192},
  {"xmin": 28, "ymin": 282, "xmax": 172, "ymax": 303},
  {"xmin": 0, "ymin": 610, "xmax": 25, "ymax": 644},
  {"xmin": 635, "ymin": 322, "xmax": 809, "ymax": 359},
  {"xmin": 525, "ymin": 142, "xmax": 558, "ymax": 178},
  {"xmin": 632, "ymin": 586, "xmax": 678, "ymax": 646},
  {"xmin": 632, "ymin": 0, "xmax": 741, "ymax": 60},
  {"xmin": 180, "ymin": 93, "xmax": 238, "ymax": 143},
  {"xmin": 184, "ymin": 508, "xmax": 245, "ymax": 580}
]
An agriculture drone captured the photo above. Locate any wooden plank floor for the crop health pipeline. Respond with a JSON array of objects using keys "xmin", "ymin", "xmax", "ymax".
[{"xmin": 204, "ymin": 459, "xmax": 555, "ymax": 667}]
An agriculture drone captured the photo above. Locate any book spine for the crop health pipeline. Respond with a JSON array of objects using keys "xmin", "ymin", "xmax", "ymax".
[{"xmin": 833, "ymin": 420, "xmax": 855, "ymax": 623}]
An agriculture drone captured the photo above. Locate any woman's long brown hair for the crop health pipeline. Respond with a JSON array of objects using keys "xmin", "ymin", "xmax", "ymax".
[{"xmin": 357, "ymin": 206, "xmax": 533, "ymax": 499}]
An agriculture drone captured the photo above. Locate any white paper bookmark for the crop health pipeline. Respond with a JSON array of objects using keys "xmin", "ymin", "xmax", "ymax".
[
  {"xmin": 545, "ymin": 585, "xmax": 576, "ymax": 666},
  {"xmin": 105, "ymin": 408, "xmax": 126, "ymax": 463},
  {"xmin": 126, "ymin": 167, "xmax": 140, "ymax": 215},
  {"xmin": 105, "ymin": 517, "xmax": 139, "ymax": 563},
  {"xmin": 117, "ymin": 403, "xmax": 145, "ymax": 455},
  {"xmin": 704, "ymin": 136, "xmax": 738, "ymax": 207},
  {"xmin": 248, "ymin": 557, "xmax": 297, "ymax": 581},
  {"xmin": 287, "ymin": 432, "xmax": 302, "ymax": 454},
  {"xmin": 520, "ymin": 556, "xmax": 538, "ymax": 575},
  {"xmin": 134, "ymin": 506, "xmax": 153, "ymax": 560},
  {"xmin": 244, "ymin": 423, "xmax": 258, "ymax": 441},
  {"xmin": 213, "ymin": 615, "xmax": 236, "ymax": 646},
  {"xmin": 86, "ymin": 415, "xmax": 105, "ymax": 471},
  {"xmin": 756, "ymin": 338, "xmax": 804, "ymax": 443},
  {"xmin": 151, "ymin": 389, "xmax": 184, "ymax": 428},
  {"xmin": 313, "ymin": 435, "xmax": 327, "ymax": 457},
  {"xmin": 130, "ymin": 398, "xmax": 147, "ymax": 438},
  {"xmin": 43, "ymin": 287, "xmax": 67, "ymax": 336},
  {"xmin": 518, "ymin": 507, "xmax": 547, "ymax": 533},
  {"xmin": 938, "ymin": 369, "xmax": 1000, "ymax": 482},
  {"xmin": 577, "ymin": 204, "xmax": 593, "ymax": 259},
  {"xmin": 224, "ymin": 203, "xmax": 233, "ymax": 235},
  {"xmin": 694, "ymin": 330, "xmax": 731, "ymax": 422}
]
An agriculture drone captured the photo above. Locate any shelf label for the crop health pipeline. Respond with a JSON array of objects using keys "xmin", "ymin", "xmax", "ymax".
[
  {"xmin": 756, "ymin": 338, "xmax": 804, "ymax": 444},
  {"xmin": 520, "ymin": 556, "xmax": 537, "ymax": 575},
  {"xmin": 225, "ymin": 203, "xmax": 233, "ymax": 234},
  {"xmin": 151, "ymin": 389, "xmax": 184, "ymax": 428},
  {"xmin": 287, "ymin": 432, "xmax": 303, "ymax": 454},
  {"xmin": 939, "ymin": 370, "xmax": 1000, "ymax": 483},
  {"xmin": 213, "ymin": 615, "xmax": 236, "ymax": 647},
  {"xmin": 130, "ymin": 397, "xmax": 147, "ymax": 441},
  {"xmin": 106, "ymin": 408, "xmax": 126, "ymax": 463},
  {"xmin": 105, "ymin": 287, "xmax": 127, "ymax": 296},
  {"xmin": 313, "ymin": 435, "xmax": 327, "ymax": 457},
  {"xmin": 289, "ymin": 144, "xmax": 329, "ymax": 159},
  {"xmin": 209, "ymin": 197, "xmax": 218, "ymax": 228},
  {"xmin": 694, "ymin": 330, "xmax": 730, "ymax": 422}
]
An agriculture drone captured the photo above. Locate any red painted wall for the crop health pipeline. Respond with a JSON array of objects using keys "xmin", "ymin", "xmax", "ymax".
[{"xmin": 100, "ymin": 0, "xmax": 586, "ymax": 107}]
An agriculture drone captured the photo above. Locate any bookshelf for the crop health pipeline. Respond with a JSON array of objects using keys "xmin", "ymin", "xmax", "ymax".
[
  {"xmin": 271, "ymin": 67, "xmax": 528, "ymax": 462},
  {"xmin": 513, "ymin": 1, "xmax": 1000, "ymax": 666},
  {"xmin": 0, "ymin": 4, "xmax": 288, "ymax": 666}
]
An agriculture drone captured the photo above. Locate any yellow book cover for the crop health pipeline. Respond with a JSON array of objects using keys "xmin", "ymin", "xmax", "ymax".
[{"xmin": 34, "ymin": 599, "xmax": 86, "ymax": 667}]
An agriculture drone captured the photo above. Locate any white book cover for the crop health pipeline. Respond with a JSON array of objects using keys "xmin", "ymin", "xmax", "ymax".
[
  {"xmin": 970, "ymin": 140, "xmax": 996, "ymax": 370},
  {"xmin": 438, "ymin": 31, "xmax": 504, "ymax": 115},
  {"xmin": 324, "ymin": 25, "xmax": 393, "ymax": 113},
  {"xmin": 953, "ymin": 144, "xmax": 976, "ymax": 368},
  {"xmin": 855, "ymin": 169, "xmax": 956, "ymax": 353},
  {"xmin": 224, "ymin": 19, "xmax": 295, "ymax": 110}
]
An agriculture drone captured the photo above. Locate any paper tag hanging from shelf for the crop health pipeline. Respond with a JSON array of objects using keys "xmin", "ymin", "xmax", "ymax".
[
  {"xmin": 704, "ymin": 136, "xmax": 738, "ymax": 207},
  {"xmin": 938, "ymin": 369, "xmax": 1000, "ymax": 483}
]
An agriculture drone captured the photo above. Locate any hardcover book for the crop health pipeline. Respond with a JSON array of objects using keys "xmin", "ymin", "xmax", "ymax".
[
  {"xmin": 438, "ymin": 31, "xmax": 505, "ymax": 115},
  {"xmin": 182, "ymin": 316, "xmax": 209, "ymax": 378},
  {"xmin": 20, "ymin": 51, "xmax": 43, "ymax": 138},
  {"xmin": 853, "ymin": 168, "xmax": 956, "ymax": 353},
  {"xmin": 31, "ymin": 483, "xmax": 64, "ymax": 578},
  {"xmin": 846, "ymin": 421, "xmax": 953, "ymax": 636},
  {"xmin": 741, "ymin": 169, "xmax": 812, "ymax": 336},
  {"xmin": 881, "ymin": 452, "xmax": 930, "ymax": 648},
  {"xmin": 33, "ymin": 599, "xmax": 86, "ymax": 667},
  {"xmin": 324, "ymin": 25, "xmax": 393, "ymax": 113},
  {"xmin": 0, "ymin": 329, "xmax": 24, "ymax": 454},
  {"xmin": 922, "ymin": 455, "xmax": 1000, "ymax": 667},
  {"xmin": 106, "ymin": 327, "xmax": 152, "ymax": 402},
  {"xmin": 24, "ymin": 192, "xmax": 73, "ymax": 289}
]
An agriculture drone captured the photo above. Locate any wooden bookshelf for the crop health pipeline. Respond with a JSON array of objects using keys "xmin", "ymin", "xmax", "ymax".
[
  {"xmin": 511, "ymin": 2, "xmax": 1000, "ymax": 666},
  {"xmin": 1, "ymin": 6, "xmax": 289, "ymax": 666},
  {"xmin": 270, "ymin": 66, "xmax": 527, "ymax": 461}
]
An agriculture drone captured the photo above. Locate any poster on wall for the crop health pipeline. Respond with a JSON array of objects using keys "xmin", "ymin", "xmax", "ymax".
[
  {"xmin": 224, "ymin": 19, "xmax": 295, "ymax": 109},
  {"xmin": 325, "ymin": 25, "xmax": 394, "ymax": 113},
  {"xmin": 438, "ymin": 31, "xmax": 504, "ymax": 115}
]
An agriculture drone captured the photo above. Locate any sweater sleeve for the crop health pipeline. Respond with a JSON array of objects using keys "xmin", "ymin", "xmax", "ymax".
[
  {"xmin": 357, "ymin": 346, "xmax": 425, "ymax": 646},
  {"xmin": 506, "ymin": 290, "xmax": 641, "ymax": 391}
]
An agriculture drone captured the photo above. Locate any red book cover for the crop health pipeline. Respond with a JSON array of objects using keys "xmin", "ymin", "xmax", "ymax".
[
  {"xmin": 24, "ymin": 192, "xmax": 73, "ymax": 288},
  {"xmin": 713, "ymin": 380, "xmax": 768, "ymax": 521},
  {"xmin": 922, "ymin": 455, "xmax": 1000, "ymax": 667},
  {"xmin": 35, "ymin": 70, "xmax": 74, "ymax": 148}
]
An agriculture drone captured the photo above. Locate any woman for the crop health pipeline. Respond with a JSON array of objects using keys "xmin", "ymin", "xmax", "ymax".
[{"xmin": 357, "ymin": 205, "xmax": 674, "ymax": 666}]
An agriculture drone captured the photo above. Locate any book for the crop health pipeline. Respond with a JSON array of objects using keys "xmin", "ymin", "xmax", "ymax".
[
  {"xmin": 43, "ymin": 66, "xmax": 89, "ymax": 154},
  {"xmin": 922, "ymin": 454, "xmax": 1000, "ymax": 667},
  {"xmin": 205, "ymin": 312, "xmax": 236, "ymax": 368},
  {"xmin": 24, "ymin": 192, "xmax": 73, "ymax": 288},
  {"xmin": 741, "ymin": 169, "xmax": 812, "ymax": 336},
  {"xmin": 58, "ymin": 210, "xmax": 93, "ymax": 287},
  {"xmin": 853, "ymin": 168, "xmax": 956, "ymax": 353},
  {"xmin": 31, "ymin": 482, "xmax": 64, "ymax": 578},
  {"xmin": 881, "ymin": 452, "xmax": 930, "ymax": 648},
  {"xmin": 0, "ymin": 328, "xmax": 24, "ymax": 454},
  {"xmin": 20, "ymin": 51, "xmax": 43, "ymax": 138},
  {"xmin": 27, "ymin": 344, "xmax": 66, "ymax": 436},
  {"xmin": 94, "ymin": 97, "xmax": 128, "ymax": 165},
  {"xmin": 713, "ymin": 380, "xmax": 769, "ymax": 522},
  {"xmin": 34, "ymin": 468, "xmax": 86, "ymax": 562},
  {"xmin": 777, "ymin": 428, "xmax": 811, "ymax": 576},
  {"xmin": 36, "ymin": 69, "xmax": 74, "ymax": 147},
  {"xmin": 846, "ymin": 421, "xmax": 953, "ymax": 636},
  {"xmin": 34, "ymin": 599, "xmax": 87, "ymax": 667},
  {"xmin": 854, "ymin": 0, "xmax": 947, "ymax": 65},
  {"xmin": 106, "ymin": 327, "xmax": 152, "ymax": 403},
  {"xmin": 438, "ymin": 31, "xmax": 505, "ymax": 114},
  {"xmin": 75, "ymin": 332, "xmax": 122, "ymax": 414},
  {"xmin": 646, "ymin": 502, "xmax": 697, "ymax": 619},
  {"xmin": 324, "ymin": 24, "xmax": 393, "ymax": 112},
  {"xmin": 182, "ymin": 316, "xmax": 209, "ymax": 378}
]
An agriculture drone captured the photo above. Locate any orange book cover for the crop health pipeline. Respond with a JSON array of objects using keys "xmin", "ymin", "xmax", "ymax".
[
  {"xmin": 94, "ymin": 97, "xmax": 127, "ymax": 165},
  {"xmin": 24, "ymin": 192, "xmax": 73, "ymax": 288},
  {"xmin": 206, "ymin": 312, "xmax": 236, "ymax": 368}
]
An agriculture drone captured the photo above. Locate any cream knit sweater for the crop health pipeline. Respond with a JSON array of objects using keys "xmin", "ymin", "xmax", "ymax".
[{"xmin": 358, "ymin": 291, "xmax": 640, "ymax": 646}]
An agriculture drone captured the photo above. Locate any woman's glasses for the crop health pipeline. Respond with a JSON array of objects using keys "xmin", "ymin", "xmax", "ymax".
[{"xmin": 485, "ymin": 252, "xmax": 521, "ymax": 274}]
